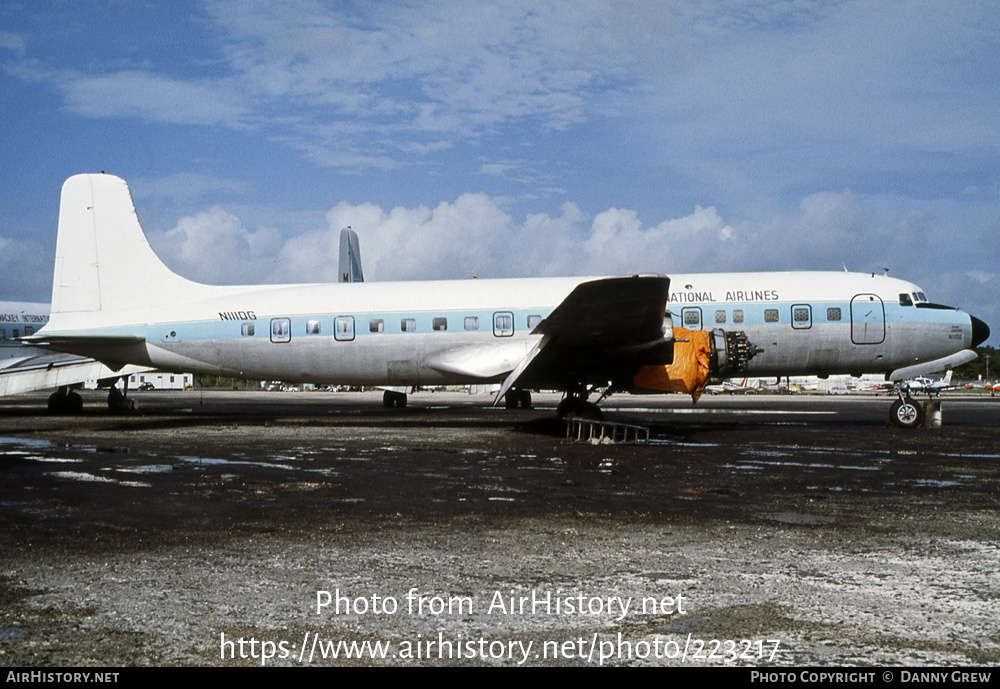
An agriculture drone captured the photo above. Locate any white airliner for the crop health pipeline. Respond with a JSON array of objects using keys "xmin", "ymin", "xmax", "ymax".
[
  {"xmin": 27, "ymin": 174, "xmax": 989, "ymax": 428},
  {"xmin": 0, "ymin": 300, "xmax": 148, "ymax": 410}
]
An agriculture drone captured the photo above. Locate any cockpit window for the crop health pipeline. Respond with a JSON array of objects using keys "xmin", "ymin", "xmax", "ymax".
[
  {"xmin": 899, "ymin": 293, "xmax": 913, "ymax": 306},
  {"xmin": 914, "ymin": 292, "xmax": 927, "ymax": 303}
]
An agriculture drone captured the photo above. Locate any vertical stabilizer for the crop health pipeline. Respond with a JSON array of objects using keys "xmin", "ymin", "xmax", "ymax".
[
  {"xmin": 51, "ymin": 174, "xmax": 204, "ymax": 316},
  {"xmin": 338, "ymin": 227, "xmax": 364, "ymax": 283}
]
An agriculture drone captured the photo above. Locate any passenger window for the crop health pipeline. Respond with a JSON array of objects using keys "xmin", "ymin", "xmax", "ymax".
[
  {"xmin": 684, "ymin": 311, "xmax": 700, "ymax": 326},
  {"xmin": 241, "ymin": 322, "xmax": 255, "ymax": 336},
  {"xmin": 793, "ymin": 307, "xmax": 809, "ymax": 322},
  {"xmin": 827, "ymin": 308, "xmax": 842, "ymax": 321},
  {"xmin": 12, "ymin": 329, "xmax": 19, "ymax": 338},
  {"xmin": 464, "ymin": 316, "xmax": 479, "ymax": 331},
  {"xmin": 715, "ymin": 310, "xmax": 726, "ymax": 324},
  {"xmin": 306, "ymin": 320, "xmax": 321, "ymax": 334},
  {"xmin": 0, "ymin": 329, "xmax": 5, "ymax": 340},
  {"xmin": 370, "ymin": 319, "xmax": 384, "ymax": 333},
  {"xmin": 432, "ymin": 317, "xmax": 448, "ymax": 331},
  {"xmin": 764, "ymin": 309, "xmax": 779, "ymax": 323},
  {"xmin": 24, "ymin": 326, "xmax": 33, "ymax": 336},
  {"xmin": 270, "ymin": 318, "xmax": 291, "ymax": 343},
  {"xmin": 732, "ymin": 310, "xmax": 744, "ymax": 324},
  {"xmin": 401, "ymin": 318, "xmax": 416, "ymax": 333},
  {"xmin": 527, "ymin": 315, "xmax": 542, "ymax": 329},
  {"xmin": 899, "ymin": 293, "xmax": 913, "ymax": 306}
]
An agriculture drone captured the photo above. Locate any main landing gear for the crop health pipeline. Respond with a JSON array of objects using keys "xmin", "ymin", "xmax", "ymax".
[
  {"xmin": 107, "ymin": 383, "xmax": 136, "ymax": 412},
  {"xmin": 47, "ymin": 386, "xmax": 83, "ymax": 414},
  {"xmin": 556, "ymin": 386, "xmax": 605, "ymax": 421},
  {"xmin": 382, "ymin": 390, "xmax": 408, "ymax": 408},
  {"xmin": 46, "ymin": 377, "xmax": 136, "ymax": 415},
  {"xmin": 504, "ymin": 388, "xmax": 532, "ymax": 409}
]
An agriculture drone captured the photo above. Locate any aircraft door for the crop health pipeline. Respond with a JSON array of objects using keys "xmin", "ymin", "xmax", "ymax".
[
  {"xmin": 850, "ymin": 294, "xmax": 885, "ymax": 344},
  {"xmin": 681, "ymin": 307, "xmax": 703, "ymax": 331}
]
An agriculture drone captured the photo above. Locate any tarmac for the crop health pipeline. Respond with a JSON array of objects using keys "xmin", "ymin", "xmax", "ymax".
[{"xmin": 1, "ymin": 389, "xmax": 998, "ymax": 666}]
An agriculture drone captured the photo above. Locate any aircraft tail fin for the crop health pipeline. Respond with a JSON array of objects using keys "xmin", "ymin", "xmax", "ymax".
[
  {"xmin": 338, "ymin": 227, "xmax": 364, "ymax": 283},
  {"xmin": 50, "ymin": 173, "xmax": 204, "ymax": 317}
]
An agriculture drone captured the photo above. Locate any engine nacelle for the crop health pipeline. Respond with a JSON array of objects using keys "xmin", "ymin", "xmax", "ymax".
[{"xmin": 632, "ymin": 327, "xmax": 757, "ymax": 401}]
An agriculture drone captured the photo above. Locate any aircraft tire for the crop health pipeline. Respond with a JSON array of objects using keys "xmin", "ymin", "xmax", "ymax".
[
  {"xmin": 47, "ymin": 391, "xmax": 64, "ymax": 413},
  {"xmin": 890, "ymin": 397, "xmax": 923, "ymax": 429},
  {"xmin": 108, "ymin": 387, "xmax": 125, "ymax": 410},
  {"xmin": 48, "ymin": 390, "xmax": 83, "ymax": 414},
  {"xmin": 383, "ymin": 390, "xmax": 407, "ymax": 408}
]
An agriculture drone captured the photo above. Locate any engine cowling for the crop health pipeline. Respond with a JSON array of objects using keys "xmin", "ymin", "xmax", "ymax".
[{"xmin": 632, "ymin": 327, "xmax": 757, "ymax": 401}]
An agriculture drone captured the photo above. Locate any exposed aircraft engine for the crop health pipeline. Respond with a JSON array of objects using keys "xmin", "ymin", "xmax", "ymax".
[
  {"xmin": 708, "ymin": 329, "xmax": 756, "ymax": 381},
  {"xmin": 632, "ymin": 327, "xmax": 757, "ymax": 402}
]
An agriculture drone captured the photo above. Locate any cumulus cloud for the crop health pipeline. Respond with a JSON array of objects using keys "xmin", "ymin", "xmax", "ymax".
[
  {"xmin": 149, "ymin": 193, "xmax": 737, "ymax": 285},
  {"xmin": 147, "ymin": 207, "xmax": 282, "ymax": 284}
]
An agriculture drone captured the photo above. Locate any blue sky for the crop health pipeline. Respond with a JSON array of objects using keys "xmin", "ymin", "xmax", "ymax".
[{"xmin": 1, "ymin": 1, "xmax": 997, "ymax": 343}]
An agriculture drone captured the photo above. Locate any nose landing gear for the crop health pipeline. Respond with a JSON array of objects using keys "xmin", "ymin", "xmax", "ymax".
[{"xmin": 889, "ymin": 393, "xmax": 924, "ymax": 429}]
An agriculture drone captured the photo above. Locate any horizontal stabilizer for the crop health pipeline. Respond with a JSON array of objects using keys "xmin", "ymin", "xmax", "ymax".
[{"xmin": 20, "ymin": 333, "xmax": 148, "ymax": 371}]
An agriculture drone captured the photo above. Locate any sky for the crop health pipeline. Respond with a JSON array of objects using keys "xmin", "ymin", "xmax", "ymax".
[{"xmin": 1, "ymin": 1, "xmax": 997, "ymax": 344}]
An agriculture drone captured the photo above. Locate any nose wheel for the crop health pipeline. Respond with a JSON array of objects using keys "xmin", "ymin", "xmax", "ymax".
[{"xmin": 889, "ymin": 394, "xmax": 923, "ymax": 429}]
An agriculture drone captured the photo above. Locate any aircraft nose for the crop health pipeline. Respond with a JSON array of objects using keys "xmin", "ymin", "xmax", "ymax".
[{"xmin": 971, "ymin": 315, "xmax": 990, "ymax": 347}]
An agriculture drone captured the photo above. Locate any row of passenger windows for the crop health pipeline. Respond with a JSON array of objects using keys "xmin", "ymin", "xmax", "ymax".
[
  {"xmin": 241, "ymin": 313, "xmax": 545, "ymax": 343},
  {"xmin": 246, "ymin": 305, "xmax": 852, "ymax": 341},
  {"xmin": 692, "ymin": 307, "xmax": 844, "ymax": 326},
  {"xmin": 0, "ymin": 326, "xmax": 34, "ymax": 340}
]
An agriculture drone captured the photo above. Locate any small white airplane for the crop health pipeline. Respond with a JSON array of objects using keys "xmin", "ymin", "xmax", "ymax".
[
  {"xmin": 0, "ymin": 300, "xmax": 148, "ymax": 411},
  {"xmin": 705, "ymin": 377, "xmax": 760, "ymax": 394},
  {"xmin": 902, "ymin": 370, "xmax": 956, "ymax": 395},
  {"xmin": 26, "ymin": 174, "xmax": 990, "ymax": 428}
]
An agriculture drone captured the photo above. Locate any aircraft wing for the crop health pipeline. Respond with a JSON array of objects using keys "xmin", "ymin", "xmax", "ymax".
[
  {"xmin": 0, "ymin": 350, "xmax": 148, "ymax": 396},
  {"xmin": 495, "ymin": 275, "xmax": 672, "ymax": 403}
]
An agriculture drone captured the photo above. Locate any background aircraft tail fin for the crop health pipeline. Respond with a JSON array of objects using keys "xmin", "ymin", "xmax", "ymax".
[
  {"xmin": 338, "ymin": 227, "xmax": 364, "ymax": 283},
  {"xmin": 50, "ymin": 173, "xmax": 204, "ymax": 316}
]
